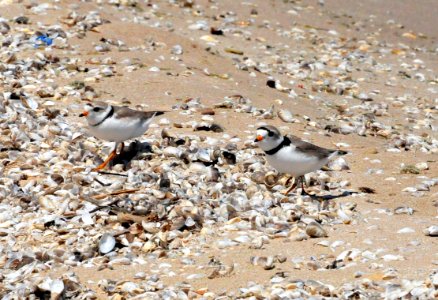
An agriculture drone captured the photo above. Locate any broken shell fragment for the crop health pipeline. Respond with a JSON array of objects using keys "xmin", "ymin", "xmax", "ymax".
[{"xmin": 250, "ymin": 256, "xmax": 275, "ymax": 270}]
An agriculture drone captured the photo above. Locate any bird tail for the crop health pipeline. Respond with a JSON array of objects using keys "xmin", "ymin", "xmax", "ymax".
[
  {"xmin": 328, "ymin": 149, "xmax": 348, "ymax": 160},
  {"xmin": 153, "ymin": 111, "xmax": 166, "ymax": 117},
  {"xmin": 143, "ymin": 111, "xmax": 167, "ymax": 127}
]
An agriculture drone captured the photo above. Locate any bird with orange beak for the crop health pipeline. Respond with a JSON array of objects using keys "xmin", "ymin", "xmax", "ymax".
[
  {"xmin": 254, "ymin": 125, "xmax": 347, "ymax": 194},
  {"xmin": 79, "ymin": 101, "xmax": 165, "ymax": 171}
]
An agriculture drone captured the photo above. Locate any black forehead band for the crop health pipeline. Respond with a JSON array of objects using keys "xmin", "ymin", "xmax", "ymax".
[{"xmin": 257, "ymin": 126, "xmax": 272, "ymax": 133}]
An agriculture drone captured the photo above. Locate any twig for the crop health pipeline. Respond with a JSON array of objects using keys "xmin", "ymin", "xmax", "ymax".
[
  {"xmin": 93, "ymin": 177, "xmax": 110, "ymax": 187},
  {"xmin": 113, "ymin": 229, "xmax": 130, "ymax": 237},
  {"xmin": 93, "ymin": 188, "xmax": 140, "ymax": 200},
  {"xmin": 97, "ymin": 171, "xmax": 128, "ymax": 177},
  {"xmin": 80, "ymin": 196, "xmax": 118, "ymax": 207},
  {"xmin": 63, "ymin": 197, "xmax": 119, "ymax": 218},
  {"xmin": 88, "ymin": 198, "xmax": 121, "ymax": 213},
  {"xmin": 77, "ymin": 189, "xmax": 141, "ymax": 217}
]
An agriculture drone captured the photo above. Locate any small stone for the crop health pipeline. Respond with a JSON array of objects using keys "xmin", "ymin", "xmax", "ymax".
[
  {"xmin": 278, "ymin": 109, "xmax": 295, "ymax": 123},
  {"xmin": 276, "ymin": 255, "xmax": 287, "ymax": 263},
  {"xmin": 0, "ymin": 21, "xmax": 10, "ymax": 34},
  {"xmin": 267, "ymin": 80, "xmax": 276, "ymax": 88},
  {"xmin": 354, "ymin": 271, "xmax": 364, "ymax": 278},
  {"xmin": 148, "ymin": 66, "xmax": 160, "ymax": 72},
  {"xmin": 171, "ymin": 45, "xmax": 183, "ymax": 55},
  {"xmin": 397, "ymin": 227, "xmax": 415, "ymax": 234},
  {"xmin": 424, "ymin": 226, "xmax": 438, "ymax": 237},
  {"xmin": 210, "ymin": 27, "xmax": 223, "ymax": 35},
  {"xmin": 415, "ymin": 162, "xmax": 429, "ymax": 171},
  {"xmin": 305, "ymin": 222, "xmax": 328, "ymax": 238},
  {"xmin": 15, "ymin": 16, "xmax": 29, "ymax": 24},
  {"xmin": 199, "ymin": 108, "xmax": 215, "ymax": 115},
  {"xmin": 394, "ymin": 206, "xmax": 414, "ymax": 215},
  {"xmin": 400, "ymin": 165, "xmax": 420, "ymax": 174},
  {"xmin": 382, "ymin": 254, "xmax": 404, "ymax": 262},
  {"xmin": 225, "ymin": 48, "xmax": 244, "ymax": 55}
]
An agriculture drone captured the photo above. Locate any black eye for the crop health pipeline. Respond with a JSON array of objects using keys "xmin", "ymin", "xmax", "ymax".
[
  {"xmin": 93, "ymin": 107, "xmax": 101, "ymax": 112},
  {"xmin": 268, "ymin": 131, "xmax": 274, "ymax": 137}
]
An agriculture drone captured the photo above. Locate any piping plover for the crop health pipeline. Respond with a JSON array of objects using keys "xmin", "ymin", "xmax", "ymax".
[
  {"xmin": 254, "ymin": 125, "xmax": 346, "ymax": 194},
  {"xmin": 79, "ymin": 101, "xmax": 165, "ymax": 171}
]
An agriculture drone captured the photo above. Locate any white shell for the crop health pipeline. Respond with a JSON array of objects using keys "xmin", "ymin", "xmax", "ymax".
[
  {"xmin": 99, "ymin": 233, "xmax": 116, "ymax": 254},
  {"xmin": 424, "ymin": 226, "xmax": 438, "ymax": 236}
]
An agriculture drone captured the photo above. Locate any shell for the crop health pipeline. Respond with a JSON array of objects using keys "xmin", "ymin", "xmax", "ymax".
[
  {"xmin": 305, "ymin": 222, "xmax": 328, "ymax": 238},
  {"xmin": 99, "ymin": 233, "xmax": 116, "ymax": 254},
  {"xmin": 328, "ymin": 157, "xmax": 350, "ymax": 171},
  {"xmin": 278, "ymin": 109, "xmax": 295, "ymax": 123},
  {"xmin": 424, "ymin": 226, "xmax": 438, "ymax": 237},
  {"xmin": 250, "ymin": 256, "xmax": 275, "ymax": 270}
]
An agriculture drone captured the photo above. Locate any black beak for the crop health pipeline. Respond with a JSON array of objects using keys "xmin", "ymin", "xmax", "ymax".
[
  {"xmin": 79, "ymin": 113, "xmax": 85, "ymax": 117},
  {"xmin": 254, "ymin": 138, "xmax": 259, "ymax": 143}
]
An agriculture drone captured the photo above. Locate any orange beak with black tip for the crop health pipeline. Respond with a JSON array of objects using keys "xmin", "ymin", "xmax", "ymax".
[
  {"xmin": 79, "ymin": 111, "xmax": 89, "ymax": 117},
  {"xmin": 254, "ymin": 135, "xmax": 263, "ymax": 142}
]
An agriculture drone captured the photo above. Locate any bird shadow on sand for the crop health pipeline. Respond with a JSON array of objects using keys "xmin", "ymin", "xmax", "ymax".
[
  {"xmin": 308, "ymin": 190, "xmax": 358, "ymax": 201},
  {"xmin": 110, "ymin": 140, "xmax": 153, "ymax": 169},
  {"xmin": 303, "ymin": 190, "xmax": 358, "ymax": 210}
]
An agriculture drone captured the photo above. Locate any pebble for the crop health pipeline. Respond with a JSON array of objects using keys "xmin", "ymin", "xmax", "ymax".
[
  {"xmin": 415, "ymin": 162, "xmax": 429, "ymax": 171},
  {"xmin": 397, "ymin": 227, "xmax": 415, "ymax": 234},
  {"xmin": 305, "ymin": 222, "xmax": 328, "ymax": 238},
  {"xmin": 424, "ymin": 226, "xmax": 438, "ymax": 237},
  {"xmin": 171, "ymin": 45, "xmax": 183, "ymax": 55}
]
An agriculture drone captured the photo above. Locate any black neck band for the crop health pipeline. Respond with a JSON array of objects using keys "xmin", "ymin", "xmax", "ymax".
[
  {"xmin": 265, "ymin": 136, "xmax": 291, "ymax": 155},
  {"xmin": 91, "ymin": 106, "xmax": 114, "ymax": 127}
]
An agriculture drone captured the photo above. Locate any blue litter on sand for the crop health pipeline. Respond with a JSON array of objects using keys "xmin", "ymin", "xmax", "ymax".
[{"xmin": 34, "ymin": 35, "xmax": 53, "ymax": 48}]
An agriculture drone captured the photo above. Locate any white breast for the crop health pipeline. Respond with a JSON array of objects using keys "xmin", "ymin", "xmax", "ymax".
[
  {"xmin": 88, "ymin": 117, "xmax": 150, "ymax": 142},
  {"xmin": 265, "ymin": 146, "xmax": 329, "ymax": 176}
]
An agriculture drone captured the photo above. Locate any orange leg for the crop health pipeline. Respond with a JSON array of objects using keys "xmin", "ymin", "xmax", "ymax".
[{"xmin": 93, "ymin": 143, "xmax": 119, "ymax": 171}]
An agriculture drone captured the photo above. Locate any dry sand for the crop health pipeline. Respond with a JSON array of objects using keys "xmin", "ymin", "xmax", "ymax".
[{"xmin": 1, "ymin": 0, "xmax": 437, "ymax": 298}]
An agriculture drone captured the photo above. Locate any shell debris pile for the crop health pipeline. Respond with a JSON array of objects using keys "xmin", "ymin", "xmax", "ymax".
[{"xmin": 0, "ymin": 92, "xmax": 362, "ymax": 298}]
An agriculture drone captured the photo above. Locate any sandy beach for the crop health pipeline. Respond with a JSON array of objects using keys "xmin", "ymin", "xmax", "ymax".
[{"xmin": 0, "ymin": 0, "xmax": 437, "ymax": 298}]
